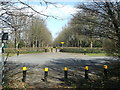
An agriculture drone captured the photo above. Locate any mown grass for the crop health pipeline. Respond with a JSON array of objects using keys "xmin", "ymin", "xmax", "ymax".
[
  {"xmin": 86, "ymin": 53, "xmax": 107, "ymax": 56},
  {"xmin": 1, "ymin": 51, "xmax": 44, "ymax": 57},
  {"xmin": 18, "ymin": 51, "xmax": 44, "ymax": 54},
  {"xmin": 0, "ymin": 53, "xmax": 16, "ymax": 57}
]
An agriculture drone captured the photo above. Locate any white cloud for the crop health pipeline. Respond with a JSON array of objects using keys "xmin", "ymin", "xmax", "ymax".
[
  {"xmin": 9, "ymin": 0, "xmax": 120, "ymax": 3},
  {"xmin": 28, "ymin": 4, "xmax": 79, "ymax": 19},
  {"xmin": 3, "ymin": 1, "xmax": 78, "ymax": 20}
]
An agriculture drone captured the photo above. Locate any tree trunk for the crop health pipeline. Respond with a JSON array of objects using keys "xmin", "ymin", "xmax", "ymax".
[
  {"xmin": 42, "ymin": 41, "xmax": 43, "ymax": 47},
  {"xmin": 79, "ymin": 40, "xmax": 82, "ymax": 48},
  {"xmin": 90, "ymin": 41, "xmax": 93, "ymax": 48},
  {"xmin": 36, "ymin": 39, "xmax": 37, "ymax": 48},
  {"xmin": 77, "ymin": 40, "xmax": 79, "ymax": 47},
  {"xmin": 14, "ymin": 30, "xmax": 17, "ymax": 49},
  {"xmin": 33, "ymin": 40, "xmax": 35, "ymax": 48}
]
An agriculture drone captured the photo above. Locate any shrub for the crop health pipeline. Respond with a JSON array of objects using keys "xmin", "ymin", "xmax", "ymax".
[
  {"xmin": 60, "ymin": 47, "xmax": 104, "ymax": 53},
  {"xmin": 4, "ymin": 48, "xmax": 45, "ymax": 54}
]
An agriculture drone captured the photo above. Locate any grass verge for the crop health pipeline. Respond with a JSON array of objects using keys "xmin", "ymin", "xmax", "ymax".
[{"xmin": 86, "ymin": 53, "xmax": 107, "ymax": 56}]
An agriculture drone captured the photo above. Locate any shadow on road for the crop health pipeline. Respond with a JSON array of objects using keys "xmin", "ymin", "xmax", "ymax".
[
  {"xmin": 41, "ymin": 57, "xmax": 112, "ymax": 74},
  {"xmin": 4, "ymin": 56, "xmax": 120, "ymax": 88},
  {"xmin": 40, "ymin": 57, "xmax": 120, "ymax": 88}
]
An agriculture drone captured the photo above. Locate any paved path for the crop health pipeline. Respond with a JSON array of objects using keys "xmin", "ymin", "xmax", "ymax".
[
  {"xmin": 8, "ymin": 52, "xmax": 114, "ymax": 65},
  {"xmin": 4, "ymin": 52, "xmax": 119, "ymax": 88}
]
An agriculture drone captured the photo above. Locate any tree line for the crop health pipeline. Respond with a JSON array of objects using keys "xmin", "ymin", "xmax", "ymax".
[
  {"xmin": 1, "ymin": 0, "xmax": 120, "ymax": 57},
  {"xmin": 7, "ymin": 17, "xmax": 52, "ymax": 48},
  {"xmin": 0, "ymin": 0, "xmax": 52, "ymax": 48},
  {"xmin": 53, "ymin": 0, "xmax": 120, "ymax": 57}
]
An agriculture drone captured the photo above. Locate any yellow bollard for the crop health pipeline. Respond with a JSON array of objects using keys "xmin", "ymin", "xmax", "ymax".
[
  {"xmin": 85, "ymin": 66, "xmax": 89, "ymax": 79},
  {"xmin": 44, "ymin": 68, "xmax": 49, "ymax": 82},
  {"xmin": 64, "ymin": 67, "xmax": 68, "ymax": 71},
  {"xmin": 104, "ymin": 65, "xmax": 108, "ymax": 69},
  {"xmin": 104, "ymin": 65, "xmax": 108, "ymax": 79},
  {"xmin": 22, "ymin": 67, "xmax": 27, "ymax": 82},
  {"xmin": 22, "ymin": 67, "xmax": 27, "ymax": 71},
  {"xmin": 64, "ymin": 67, "xmax": 68, "ymax": 80},
  {"xmin": 85, "ymin": 66, "xmax": 89, "ymax": 70}
]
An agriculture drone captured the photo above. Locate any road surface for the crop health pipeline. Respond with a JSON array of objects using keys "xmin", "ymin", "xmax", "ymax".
[
  {"xmin": 8, "ymin": 52, "xmax": 114, "ymax": 65},
  {"xmin": 3, "ymin": 52, "xmax": 119, "ymax": 88}
]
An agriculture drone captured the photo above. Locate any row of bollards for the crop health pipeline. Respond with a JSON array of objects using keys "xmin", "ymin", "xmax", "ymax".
[
  {"xmin": 84, "ymin": 65, "xmax": 108, "ymax": 79},
  {"xmin": 21, "ymin": 65, "xmax": 108, "ymax": 82}
]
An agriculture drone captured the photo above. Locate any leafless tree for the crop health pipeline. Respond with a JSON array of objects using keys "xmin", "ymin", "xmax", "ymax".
[
  {"xmin": 0, "ymin": 0, "xmax": 56, "ymax": 48},
  {"xmin": 23, "ymin": 17, "xmax": 52, "ymax": 48},
  {"xmin": 72, "ymin": 0, "xmax": 120, "ymax": 56}
]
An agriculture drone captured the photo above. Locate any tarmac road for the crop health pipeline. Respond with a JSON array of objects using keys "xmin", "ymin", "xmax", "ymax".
[
  {"xmin": 8, "ymin": 52, "xmax": 113, "ymax": 65},
  {"xmin": 2, "ymin": 52, "xmax": 119, "ymax": 88}
]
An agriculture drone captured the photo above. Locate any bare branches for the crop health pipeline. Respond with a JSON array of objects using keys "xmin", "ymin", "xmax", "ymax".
[
  {"xmin": 17, "ymin": 0, "xmax": 58, "ymax": 19},
  {"xmin": 0, "ymin": 0, "xmax": 60, "ymax": 31}
]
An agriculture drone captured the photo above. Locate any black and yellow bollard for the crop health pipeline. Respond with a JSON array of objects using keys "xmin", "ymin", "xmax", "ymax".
[
  {"xmin": 45, "ymin": 48, "xmax": 47, "ymax": 52},
  {"xmin": 44, "ymin": 67, "xmax": 49, "ymax": 82},
  {"xmin": 22, "ymin": 67, "xmax": 27, "ymax": 82},
  {"xmin": 85, "ymin": 66, "xmax": 89, "ymax": 79},
  {"xmin": 17, "ymin": 51, "xmax": 19, "ymax": 56},
  {"xmin": 56, "ymin": 47, "xmax": 58, "ymax": 52},
  {"xmin": 84, "ymin": 49, "xmax": 86, "ymax": 55},
  {"xmin": 64, "ymin": 67, "xmax": 68, "ymax": 80},
  {"xmin": 51, "ymin": 47, "xmax": 53, "ymax": 52},
  {"xmin": 104, "ymin": 65, "xmax": 108, "ymax": 79}
]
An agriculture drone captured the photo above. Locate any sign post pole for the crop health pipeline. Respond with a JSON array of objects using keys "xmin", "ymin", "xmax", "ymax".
[{"xmin": 0, "ymin": 31, "xmax": 8, "ymax": 86}]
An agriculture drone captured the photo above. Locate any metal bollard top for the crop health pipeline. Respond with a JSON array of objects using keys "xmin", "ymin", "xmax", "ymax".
[
  {"xmin": 44, "ymin": 68, "xmax": 49, "ymax": 72},
  {"xmin": 104, "ymin": 65, "xmax": 108, "ymax": 69},
  {"xmin": 64, "ymin": 67, "xmax": 68, "ymax": 71},
  {"xmin": 85, "ymin": 66, "xmax": 89, "ymax": 70},
  {"xmin": 22, "ymin": 67, "xmax": 27, "ymax": 71}
]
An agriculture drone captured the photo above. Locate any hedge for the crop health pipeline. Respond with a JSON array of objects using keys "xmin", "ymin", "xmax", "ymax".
[
  {"xmin": 60, "ymin": 47, "xmax": 104, "ymax": 53},
  {"xmin": 4, "ymin": 48, "xmax": 45, "ymax": 54}
]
